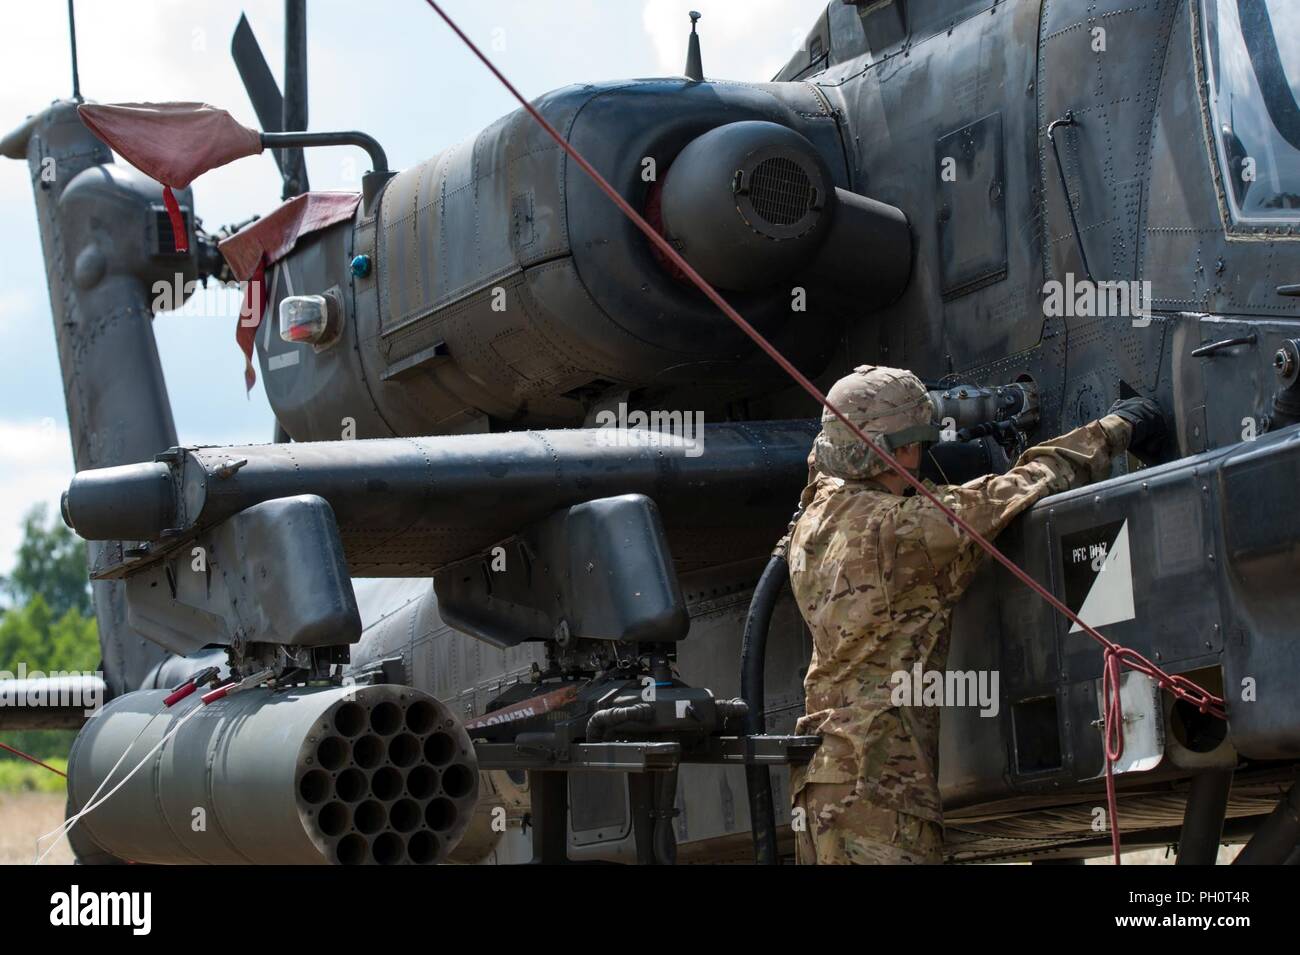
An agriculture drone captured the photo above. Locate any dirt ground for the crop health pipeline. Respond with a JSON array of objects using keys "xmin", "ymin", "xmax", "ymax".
[
  {"xmin": 1087, "ymin": 844, "xmax": 1241, "ymax": 864},
  {"xmin": 0, "ymin": 791, "xmax": 1242, "ymax": 865},
  {"xmin": 0, "ymin": 792, "xmax": 73, "ymax": 865}
]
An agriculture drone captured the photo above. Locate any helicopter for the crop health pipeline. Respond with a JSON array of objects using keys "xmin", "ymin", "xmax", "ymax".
[{"xmin": 2, "ymin": 0, "xmax": 1300, "ymax": 866}]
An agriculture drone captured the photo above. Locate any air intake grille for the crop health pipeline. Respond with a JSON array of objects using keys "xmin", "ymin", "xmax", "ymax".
[
  {"xmin": 153, "ymin": 208, "xmax": 190, "ymax": 256},
  {"xmin": 747, "ymin": 157, "xmax": 814, "ymax": 226}
]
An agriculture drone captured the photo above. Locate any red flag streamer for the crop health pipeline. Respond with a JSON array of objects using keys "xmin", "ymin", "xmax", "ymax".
[
  {"xmin": 236, "ymin": 256, "xmax": 267, "ymax": 392},
  {"xmin": 161, "ymin": 185, "xmax": 188, "ymax": 253},
  {"xmin": 420, "ymin": 0, "xmax": 1226, "ymax": 863}
]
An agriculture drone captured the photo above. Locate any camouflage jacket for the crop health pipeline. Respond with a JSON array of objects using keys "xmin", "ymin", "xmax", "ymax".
[{"xmin": 788, "ymin": 415, "xmax": 1132, "ymax": 822}]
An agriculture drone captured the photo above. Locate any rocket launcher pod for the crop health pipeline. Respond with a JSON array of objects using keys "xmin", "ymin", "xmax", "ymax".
[{"xmin": 68, "ymin": 683, "xmax": 478, "ymax": 865}]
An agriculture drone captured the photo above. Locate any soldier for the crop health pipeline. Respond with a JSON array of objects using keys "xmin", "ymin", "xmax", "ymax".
[{"xmin": 787, "ymin": 365, "xmax": 1165, "ymax": 864}]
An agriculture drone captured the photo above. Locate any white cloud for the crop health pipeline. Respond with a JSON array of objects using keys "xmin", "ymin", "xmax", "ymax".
[
  {"xmin": 642, "ymin": 0, "xmax": 828, "ymax": 83},
  {"xmin": 0, "ymin": 0, "xmax": 283, "ymax": 209},
  {"xmin": 0, "ymin": 419, "xmax": 75, "ymax": 576},
  {"xmin": 0, "ymin": 289, "xmax": 34, "ymax": 331},
  {"xmin": 0, "ymin": 412, "xmax": 264, "ymax": 579}
]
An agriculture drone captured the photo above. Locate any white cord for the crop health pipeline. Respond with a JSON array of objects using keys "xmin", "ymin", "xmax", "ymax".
[
  {"xmin": 32, "ymin": 708, "xmax": 161, "ymax": 864},
  {"xmin": 35, "ymin": 699, "xmax": 205, "ymax": 864}
]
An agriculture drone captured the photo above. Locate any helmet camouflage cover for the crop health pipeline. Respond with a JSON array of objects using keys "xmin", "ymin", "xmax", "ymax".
[{"xmin": 812, "ymin": 365, "xmax": 938, "ymax": 480}]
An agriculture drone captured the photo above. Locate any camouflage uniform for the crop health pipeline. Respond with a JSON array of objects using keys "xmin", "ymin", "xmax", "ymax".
[{"xmin": 788, "ymin": 365, "xmax": 1133, "ymax": 864}]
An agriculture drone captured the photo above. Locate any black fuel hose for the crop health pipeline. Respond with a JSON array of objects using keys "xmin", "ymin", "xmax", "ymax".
[
  {"xmin": 741, "ymin": 551, "xmax": 790, "ymax": 865},
  {"xmin": 585, "ymin": 703, "xmax": 654, "ymax": 742}
]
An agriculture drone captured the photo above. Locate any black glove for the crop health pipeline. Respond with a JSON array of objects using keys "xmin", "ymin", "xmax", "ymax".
[{"xmin": 1108, "ymin": 397, "xmax": 1167, "ymax": 459}]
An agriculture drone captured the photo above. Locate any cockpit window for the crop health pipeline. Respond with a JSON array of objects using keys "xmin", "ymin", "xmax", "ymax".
[{"xmin": 1202, "ymin": 0, "xmax": 1300, "ymax": 223}]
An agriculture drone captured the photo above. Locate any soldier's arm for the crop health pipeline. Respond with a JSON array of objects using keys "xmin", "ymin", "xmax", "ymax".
[
  {"xmin": 946, "ymin": 413, "xmax": 1131, "ymax": 535},
  {"xmin": 893, "ymin": 414, "xmax": 1133, "ymax": 576}
]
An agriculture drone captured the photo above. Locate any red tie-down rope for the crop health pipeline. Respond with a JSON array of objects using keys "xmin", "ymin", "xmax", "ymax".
[
  {"xmin": 0, "ymin": 740, "xmax": 67, "ymax": 778},
  {"xmin": 454, "ymin": 1, "xmax": 1233, "ymax": 863}
]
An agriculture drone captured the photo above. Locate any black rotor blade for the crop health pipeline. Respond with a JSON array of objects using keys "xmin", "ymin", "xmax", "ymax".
[{"xmin": 231, "ymin": 13, "xmax": 287, "ymax": 179}]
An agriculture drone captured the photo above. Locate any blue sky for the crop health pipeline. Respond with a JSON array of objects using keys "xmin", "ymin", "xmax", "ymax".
[{"xmin": 0, "ymin": 0, "xmax": 828, "ymax": 572}]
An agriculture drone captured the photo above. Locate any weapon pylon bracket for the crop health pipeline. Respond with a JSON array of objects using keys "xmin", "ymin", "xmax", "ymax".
[{"xmin": 473, "ymin": 734, "xmax": 818, "ymax": 864}]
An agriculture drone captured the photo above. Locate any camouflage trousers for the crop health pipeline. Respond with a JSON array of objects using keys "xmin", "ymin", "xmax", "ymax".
[{"xmin": 793, "ymin": 781, "xmax": 943, "ymax": 865}]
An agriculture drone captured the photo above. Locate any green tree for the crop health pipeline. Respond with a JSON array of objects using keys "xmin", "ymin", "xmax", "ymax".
[
  {"xmin": 1, "ymin": 507, "xmax": 100, "ymax": 774},
  {"xmin": 0, "ymin": 597, "xmax": 100, "ymax": 766},
  {"xmin": 0, "ymin": 595, "xmax": 100, "ymax": 674},
  {"xmin": 1, "ymin": 504, "xmax": 91, "ymax": 617}
]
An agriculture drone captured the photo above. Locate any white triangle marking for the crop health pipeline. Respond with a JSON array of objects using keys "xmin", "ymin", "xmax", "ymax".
[{"xmin": 1069, "ymin": 520, "xmax": 1135, "ymax": 632}]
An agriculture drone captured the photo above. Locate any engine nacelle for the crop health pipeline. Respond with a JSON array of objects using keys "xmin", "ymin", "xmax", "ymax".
[{"xmin": 256, "ymin": 79, "xmax": 910, "ymax": 440}]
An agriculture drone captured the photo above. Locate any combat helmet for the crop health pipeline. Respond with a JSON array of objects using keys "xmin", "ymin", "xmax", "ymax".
[{"xmin": 812, "ymin": 365, "xmax": 939, "ymax": 480}]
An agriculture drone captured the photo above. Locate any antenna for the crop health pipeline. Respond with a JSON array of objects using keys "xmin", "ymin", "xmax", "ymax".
[
  {"xmin": 684, "ymin": 11, "xmax": 703, "ymax": 82},
  {"xmin": 67, "ymin": 0, "xmax": 81, "ymax": 100}
]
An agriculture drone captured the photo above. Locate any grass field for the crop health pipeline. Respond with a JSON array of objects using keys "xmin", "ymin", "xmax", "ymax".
[
  {"xmin": 0, "ymin": 757, "xmax": 68, "ymax": 794},
  {"xmin": 0, "ymin": 792, "xmax": 73, "ymax": 865}
]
